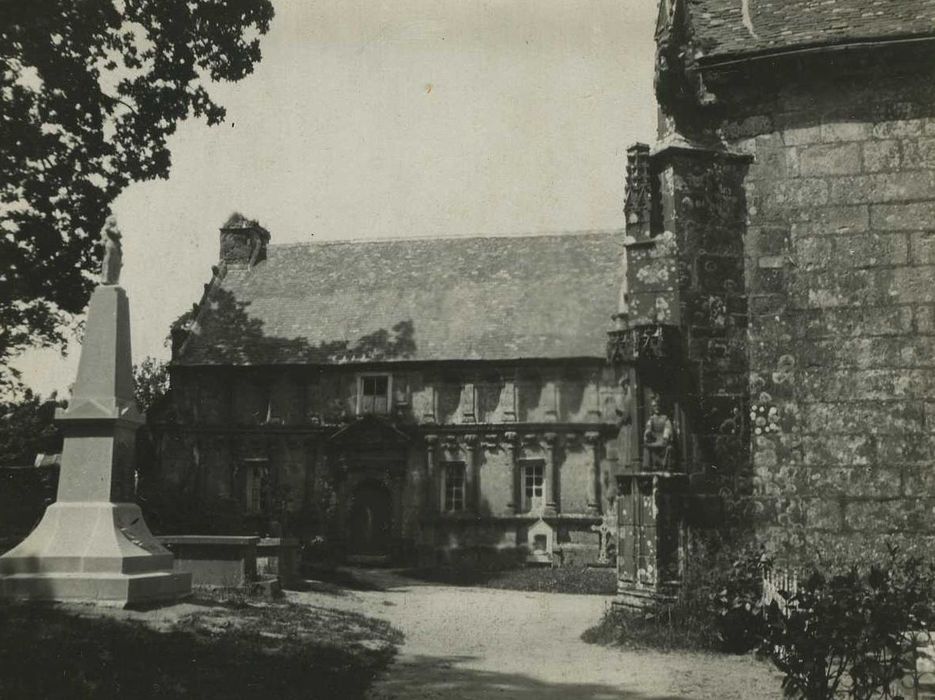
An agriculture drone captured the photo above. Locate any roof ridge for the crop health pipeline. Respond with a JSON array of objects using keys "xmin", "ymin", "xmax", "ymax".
[{"xmin": 268, "ymin": 228, "xmax": 624, "ymax": 250}]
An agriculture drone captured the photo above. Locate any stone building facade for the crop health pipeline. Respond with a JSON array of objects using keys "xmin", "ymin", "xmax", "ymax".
[
  {"xmin": 610, "ymin": 0, "xmax": 935, "ymax": 582},
  {"xmin": 149, "ymin": 220, "xmax": 634, "ymax": 566}
]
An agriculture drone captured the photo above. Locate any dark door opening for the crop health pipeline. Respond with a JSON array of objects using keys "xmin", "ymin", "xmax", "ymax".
[{"xmin": 348, "ymin": 481, "xmax": 392, "ymax": 556}]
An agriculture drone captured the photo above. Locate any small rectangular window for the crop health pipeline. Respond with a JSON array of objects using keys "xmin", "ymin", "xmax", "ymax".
[
  {"xmin": 359, "ymin": 375, "xmax": 390, "ymax": 414},
  {"xmin": 444, "ymin": 462, "xmax": 465, "ymax": 512}
]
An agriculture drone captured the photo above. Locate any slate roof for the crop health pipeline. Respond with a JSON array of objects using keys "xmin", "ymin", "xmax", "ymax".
[
  {"xmin": 176, "ymin": 232, "xmax": 623, "ymax": 366},
  {"xmin": 679, "ymin": 0, "xmax": 935, "ymax": 62}
]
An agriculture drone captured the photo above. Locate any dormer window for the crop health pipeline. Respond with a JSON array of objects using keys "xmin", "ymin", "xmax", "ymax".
[{"xmin": 358, "ymin": 374, "xmax": 390, "ymax": 415}]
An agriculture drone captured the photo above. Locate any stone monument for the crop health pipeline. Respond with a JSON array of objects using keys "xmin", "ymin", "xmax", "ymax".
[{"xmin": 0, "ymin": 220, "xmax": 191, "ymax": 606}]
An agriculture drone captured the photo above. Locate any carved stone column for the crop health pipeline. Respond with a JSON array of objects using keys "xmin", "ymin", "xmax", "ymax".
[
  {"xmin": 463, "ymin": 433, "xmax": 479, "ymax": 512},
  {"xmin": 544, "ymin": 432, "xmax": 559, "ymax": 515},
  {"xmin": 584, "ymin": 431, "xmax": 602, "ymax": 515},
  {"xmin": 504, "ymin": 431, "xmax": 520, "ymax": 513}
]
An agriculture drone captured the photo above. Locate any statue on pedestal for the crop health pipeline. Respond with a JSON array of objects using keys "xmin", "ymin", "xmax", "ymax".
[
  {"xmin": 643, "ymin": 395, "xmax": 674, "ymax": 469},
  {"xmin": 101, "ymin": 216, "xmax": 122, "ymax": 285}
]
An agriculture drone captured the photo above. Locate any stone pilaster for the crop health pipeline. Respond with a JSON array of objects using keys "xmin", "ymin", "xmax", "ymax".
[
  {"xmin": 462, "ymin": 433, "xmax": 479, "ymax": 512},
  {"xmin": 544, "ymin": 432, "xmax": 559, "ymax": 515},
  {"xmin": 422, "ymin": 380, "xmax": 437, "ymax": 424},
  {"xmin": 543, "ymin": 379, "xmax": 559, "ymax": 422},
  {"xmin": 584, "ymin": 431, "xmax": 602, "ymax": 515},
  {"xmin": 424, "ymin": 434, "xmax": 438, "ymax": 515},
  {"xmin": 504, "ymin": 431, "xmax": 520, "ymax": 514},
  {"xmin": 460, "ymin": 381, "xmax": 476, "ymax": 423},
  {"xmin": 500, "ymin": 375, "xmax": 517, "ymax": 423}
]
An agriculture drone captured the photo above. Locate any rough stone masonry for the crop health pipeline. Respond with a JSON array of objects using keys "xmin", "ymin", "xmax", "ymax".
[{"xmin": 639, "ymin": 0, "xmax": 935, "ymax": 566}]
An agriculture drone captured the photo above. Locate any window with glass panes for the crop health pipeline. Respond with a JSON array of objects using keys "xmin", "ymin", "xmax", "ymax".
[
  {"xmin": 444, "ymin": 462, "xmax": 466, "ymax": 512},
  {"xmin": 522, "ymin": 460, "xmax": 545, "ymax": 511},
  {"xmin": 359, "ymin": 375, "xmax": 389, "ymax": 414}
]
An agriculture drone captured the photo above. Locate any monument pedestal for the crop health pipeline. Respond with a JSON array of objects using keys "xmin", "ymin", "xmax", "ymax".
[
  {"xmin": 0, "ymin": 503, "xmax": 190, "ymax": 605},
  {"xmin": 0, "ymin": 284, "xmax": 191, "ymax": 607}
]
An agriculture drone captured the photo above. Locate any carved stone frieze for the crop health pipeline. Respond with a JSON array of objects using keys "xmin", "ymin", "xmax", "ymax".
[
  {"xmin": 607, "ymin": 324, "xmax": 680, "ymax": 364},
  {"xmin": 624, "ymin": 143, "xmax": 652, "ymax": 240}
]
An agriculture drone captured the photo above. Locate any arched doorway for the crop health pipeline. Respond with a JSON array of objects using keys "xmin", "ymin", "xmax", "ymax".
[{"xmin": 348, "ymin": 480, "xmax": 392, "ymax": 556}]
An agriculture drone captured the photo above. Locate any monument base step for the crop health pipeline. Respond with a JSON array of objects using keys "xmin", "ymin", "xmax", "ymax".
[
  {"xmin": 0, "ymin": 501, "xmax": 192, "ymax": 605},
  {"xmin": 0, "ymin": 570, "xmax": 192, "ymax": 607}
]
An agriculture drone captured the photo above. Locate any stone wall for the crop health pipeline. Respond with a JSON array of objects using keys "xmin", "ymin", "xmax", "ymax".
[{"xmin": 681, "ymin": 50, "xmax": 935, "ymax": 564}]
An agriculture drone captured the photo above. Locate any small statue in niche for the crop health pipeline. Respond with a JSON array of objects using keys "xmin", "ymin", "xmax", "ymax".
[
  {"xmin": 100, "ymin": 215, "xmax": 122, "ymax": 285},
  {"xmin": 643, "ymin": 394, "xmax": 674, "ymax": 469}
]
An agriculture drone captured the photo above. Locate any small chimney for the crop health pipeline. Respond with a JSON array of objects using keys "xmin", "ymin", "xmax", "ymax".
[{"xmin": 219, "ymin": 212, "xmax": 270, "ymax": 267}]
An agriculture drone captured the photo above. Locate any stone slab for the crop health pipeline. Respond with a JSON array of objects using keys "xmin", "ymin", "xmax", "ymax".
[
  {"xmin": 158, "ymin": 536, "xmax": 258, "ymax": 587},
  {"xmin": 159, "ymin": 536, "xmax": 260, "ymax": 547}
]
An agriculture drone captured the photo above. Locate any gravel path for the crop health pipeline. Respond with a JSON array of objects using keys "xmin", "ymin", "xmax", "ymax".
[{"xmin": 290, "ymin": 569, "xmax": 783, "ymax": 700}]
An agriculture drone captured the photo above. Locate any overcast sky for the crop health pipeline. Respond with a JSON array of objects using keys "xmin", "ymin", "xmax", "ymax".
[{"xmin": 15, "ymin": 0, "xmax": 658, "ymax": 396}]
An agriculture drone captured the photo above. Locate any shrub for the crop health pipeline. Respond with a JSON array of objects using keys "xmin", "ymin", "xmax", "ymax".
[
  {"xmin": 760, "ymin": 549, "xmax": 935, "ymax": 700},
  {"xmin": 711, "ymin": 545, "xmax": 771, "ymax": 653}
]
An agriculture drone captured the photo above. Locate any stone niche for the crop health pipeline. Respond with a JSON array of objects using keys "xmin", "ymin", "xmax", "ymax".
[{"xmin": 526, "ymin": 519, "xmax": 554, "ymax": 565}]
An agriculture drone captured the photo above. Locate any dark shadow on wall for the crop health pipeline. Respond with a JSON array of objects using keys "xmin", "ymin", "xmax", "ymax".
[
  {"xmin": 176, "ymin": 287, "xmax": 417, "ymax": 365},
  {"xmin": 374, "ymin": 654, "xmax": 689, "ymax": 700}
]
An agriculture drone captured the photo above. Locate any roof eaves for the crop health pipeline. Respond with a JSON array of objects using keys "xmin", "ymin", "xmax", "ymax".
[{"xmin": 696, "ymin": 30, "xmax": 935, "ymax": 69}]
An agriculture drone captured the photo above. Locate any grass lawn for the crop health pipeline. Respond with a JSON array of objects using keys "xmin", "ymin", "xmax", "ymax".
[{"xmin": 0, "ymin": 589, "xmax": 402, "ymax": 699}]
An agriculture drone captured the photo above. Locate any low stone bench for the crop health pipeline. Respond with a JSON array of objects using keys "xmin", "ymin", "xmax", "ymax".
[
  {"xmin": 158, "ymin": 535, "xmax": 259, "ymax": 587},
  {"xmin": 256, "ymin": 537, "xmax": 300, "ymax": 586}
]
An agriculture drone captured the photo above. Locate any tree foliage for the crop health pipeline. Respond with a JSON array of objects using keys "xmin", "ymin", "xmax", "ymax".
[
  {"xmin": 0, "ymin": 0, "xmax": 274, "ymax": 391},
  {"xmin": 132, "ymin": 355, "xmax": 169, "ymax": 415},
  {"xmin": 0, "ymin": 389, "xmax": 63, "ymax": 466}
]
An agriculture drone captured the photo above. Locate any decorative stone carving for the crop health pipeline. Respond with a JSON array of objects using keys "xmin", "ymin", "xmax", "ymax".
[
  {"xmin": 624, "ymin": 143, "xmax": 652, "ymax": 239},
  {"xmin": 481, "ymin": 433, "xmax": 501, "ymax": 451},
  {"xmin": 591, "ymin": 515, "xmax": 617, "ymax": 565},
  {"xmin": 607, "ymin": 324, "xmax": 679, "ymax": 364},
  {"xmin": 441, "ymin": 434, "xmax": 460, "ymax": 454}
]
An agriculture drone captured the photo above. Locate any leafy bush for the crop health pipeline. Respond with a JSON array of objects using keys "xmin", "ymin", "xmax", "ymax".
[
  {"xmin": 761, "ymin": 549, "xmax": 935, "ymax": 700},
  {"xmin": 711, "ymin": 545, "xmax": 771, "ymax": 653}
]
